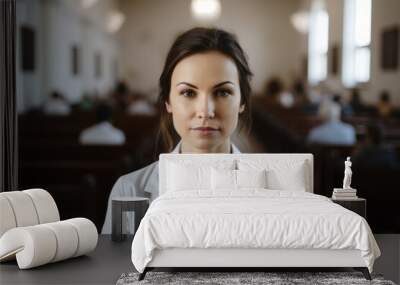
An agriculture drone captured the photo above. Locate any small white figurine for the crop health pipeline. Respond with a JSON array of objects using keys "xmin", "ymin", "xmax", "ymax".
[{"xmin": 343, "ymin": 157, "xmax": 353, "ymax": 189}]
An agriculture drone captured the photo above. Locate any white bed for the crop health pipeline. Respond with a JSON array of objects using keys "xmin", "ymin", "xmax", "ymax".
[{"xmin": 131, "ymin": 154, "xmax": 380, "ymax": 280}]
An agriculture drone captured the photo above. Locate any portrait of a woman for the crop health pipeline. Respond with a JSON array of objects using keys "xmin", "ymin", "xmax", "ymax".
[{"xmin": 102, "ymin": 27, "xmax": 253, "ymax": 234}]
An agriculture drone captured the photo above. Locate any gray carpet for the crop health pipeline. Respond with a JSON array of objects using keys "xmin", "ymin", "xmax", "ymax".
[{"xmin": 116, "ymin": 271, "xmax": 396, "ymax": 285}]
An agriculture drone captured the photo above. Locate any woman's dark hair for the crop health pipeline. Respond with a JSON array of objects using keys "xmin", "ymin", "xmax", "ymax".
[{"xmin": 157, "ymin": 27, "xmax": 253, "ymax": 152}]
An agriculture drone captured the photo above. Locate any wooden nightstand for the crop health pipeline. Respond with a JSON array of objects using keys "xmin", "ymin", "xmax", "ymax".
[{"xmin": 331, "ymin": 197, "xmax": 366, "ymax": 219}]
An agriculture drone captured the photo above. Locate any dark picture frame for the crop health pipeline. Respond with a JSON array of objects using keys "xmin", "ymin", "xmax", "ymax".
[
  {"xmin": 71, "ymin": 45, "xmax": 80, "ymax": 76},
  {"xmin": 20, "ymin": 25, "xmax": 35, "ymax": 72},
  {"xmin": 381, "ymin": 25, "xmax": 399, "ymax": 70}
]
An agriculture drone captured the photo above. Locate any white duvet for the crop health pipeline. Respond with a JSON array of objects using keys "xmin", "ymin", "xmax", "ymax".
[{"xmin": 131, "ymin": 190, "xmax": 380, "ymax": 273}]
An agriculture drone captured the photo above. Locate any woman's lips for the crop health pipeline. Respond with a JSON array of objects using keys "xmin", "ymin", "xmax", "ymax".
[
  {"xmin": 193, "ymin": 127, "xmax": 219, "ymax": 131},
  {"xmin": 191, "ymin": 127, "xmax": 220, "ymax": 135}
]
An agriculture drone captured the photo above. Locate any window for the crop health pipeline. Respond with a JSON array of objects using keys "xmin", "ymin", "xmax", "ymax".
[
  {"xmin": 308, "ymin": 0, "xmax": 329, "ymax": 85},
  {"xmin": 342, "ymin": 0, "xmax": 372, "ymax": 87}
]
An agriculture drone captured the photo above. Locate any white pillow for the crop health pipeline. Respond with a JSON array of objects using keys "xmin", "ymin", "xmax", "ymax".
[
  {"xmin": 267, "ymin": 166, "xmax": 306, "ymax": 191},
  {"xmin": 211, "ymin": 168, "xmax": 236, "ymax": 190},
  {"xmin": 211, "ymin": 168, "xmax": 267, "ymax": 190},
  {"xmin": 237, "ymin": 169, "xmax": 267, "ymax": 189},
  {"xmin": 167, "ymin": 160, "xmax": 235, "ymax": 192},
  {"xmin": 238, "ymin": 159, "xmax": 307, "ymax": 191}
]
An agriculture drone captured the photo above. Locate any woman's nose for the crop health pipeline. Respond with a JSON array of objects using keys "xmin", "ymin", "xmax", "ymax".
[{"xmin": 196, "ymin": 95, "xmax": 215, "ymax": 119}]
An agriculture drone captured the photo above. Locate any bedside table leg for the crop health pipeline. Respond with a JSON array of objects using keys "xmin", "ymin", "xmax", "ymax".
[{"xmin": 112, "ymin": 201, "xmax": 123, "ymax": 242}]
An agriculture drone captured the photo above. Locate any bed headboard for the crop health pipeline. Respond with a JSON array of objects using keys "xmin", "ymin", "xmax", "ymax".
[{"xmin": 159, "ymin": 153, "xmax": 314, "ymax": 195}]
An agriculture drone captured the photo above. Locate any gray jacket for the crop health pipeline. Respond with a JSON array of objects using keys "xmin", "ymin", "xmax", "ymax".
[{"xmin": 101, "ymin": 141, "xmax": 241, "ymax": 234}]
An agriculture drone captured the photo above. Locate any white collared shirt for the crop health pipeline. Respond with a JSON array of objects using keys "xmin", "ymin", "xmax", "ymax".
[
  {"xmin": 101, "ymin": 141, "xmax": 241, "ymax": 234},
  {"xmin": 171, "ymin": 140, "xmax": 241, "ymax": 154}
]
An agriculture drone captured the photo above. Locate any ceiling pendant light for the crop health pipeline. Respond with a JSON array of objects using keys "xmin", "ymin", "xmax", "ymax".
[{"xmin": 191, "ymin": 0, "xmax": 221, "ymax": 21}]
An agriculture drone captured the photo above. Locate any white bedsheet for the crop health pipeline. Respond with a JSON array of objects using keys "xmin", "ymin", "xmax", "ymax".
[{"xmin": 131, "ymin": 190, "xmax": 380, "ymax": 273}]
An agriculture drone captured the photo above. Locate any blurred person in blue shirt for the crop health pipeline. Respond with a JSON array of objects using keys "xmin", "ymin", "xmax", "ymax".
[{"xmin": 308, "ymin": 101, "xmax": 356, "ymax": 145}]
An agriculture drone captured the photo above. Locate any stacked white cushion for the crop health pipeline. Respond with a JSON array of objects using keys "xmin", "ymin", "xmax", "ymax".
[
  {"xmin": 64, "ymin": 218, "xmax": 98, "ymax": 257},
  {"xmin": 0, "ymin": 189, "xmax": 98, "ymax": 269},
  {"xmin": 0, "ymin": 218, "xmax": 98, "ymax": 269},
  {"xmin": 42, "ymin": 221, "xmax": 79, "ymax": 262},
  {"xmin": 0, "ymin": 225, "xmax": 57, "ymax": 267},
  {"xmin": 1, "ymin": 191, "xmax": 40, "ymax": 227},
  {"xmin": 0, "ymin": 196, "xmax": 17, "ymax": 237},
  {"xmin": 0, "ymin": 189, "xmax": 59, "ymax": 237},
  {"xmin": 24, "ymin": 188, "xmax": 60, "ymax": 224}
]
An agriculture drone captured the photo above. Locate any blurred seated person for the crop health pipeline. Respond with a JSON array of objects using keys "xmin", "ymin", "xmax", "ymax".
[
  {"xmin": 127, "ymin": 94, "xmax": 157, "ymax": 116},
  {"xmin": 353, "ymin": 123, "xmax": 398, "ymax": 169},
  {"xmin": 293, "ymin": 81, "xmax": 319, "ymax": 115},
  {"xmin": 78, "ymin": 94, "xmax": 95, "ymax": 112},
  {"xmin": 292, "ymin": 79, "xmax": 306, "ymax": 104},
  {"xmin": 332, "ymin": 93, "xmax": 353, "ymax": 117},
  {"xmin": 277, "ymin": 90, "xmax": 295, "ymax": 108},
  {"xmin": 263, "ymin": 76, "xmax": 283, "ymax": 105},
  {"xmin": 308, "ymin": 101, "xmax": 356, "ymax": 145},
  {"xmin": 43, "ymin": 91, "xmax": 71, "ymax": 115},
  {"xmin": 348, "ymin": 88, "xmax": 367, "ymax": 115},
  {"xmin": 377, "ymin": 90, "xmax": 393, "ymax": 118},
  {"xmin": 112, "ymin": 81, "xmax": 131, "ymax": 110},
  {"xmin": 79, "ymin": 103, "xmax": 126, "ymax": 145}
]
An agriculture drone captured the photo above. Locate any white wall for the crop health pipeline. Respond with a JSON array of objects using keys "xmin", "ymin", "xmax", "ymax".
[
  {"xmin": 16, "ymin": 0, "xmax": 120, "ymax": 112},
  {"xmin": 369, "ymin": 0, "xmax": 400, "ymax": 105},
  {"xmin": 117, "ymin": 0, "xmax": 304, "ymax": 100},
  {"xmin": 303, "ymin": 0, "xmax": 400, "ymax": 105}
]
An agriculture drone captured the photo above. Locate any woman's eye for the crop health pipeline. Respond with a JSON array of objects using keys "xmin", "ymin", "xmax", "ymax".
[
  {"xmin": 180, "ymin": 89, "xmax": 195, "ymax": 97},
  {"xmin": 215, "ymin": 89, "xmax": 231, "ymax": 97}
]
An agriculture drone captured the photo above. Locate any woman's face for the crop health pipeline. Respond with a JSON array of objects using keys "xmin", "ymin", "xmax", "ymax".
[{"xmin": 166, "ymin": 51, "xmax": 244, "ymax": 153}]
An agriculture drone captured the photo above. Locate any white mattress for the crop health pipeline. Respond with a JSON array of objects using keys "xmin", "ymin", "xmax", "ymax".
[{"xmin": 131, "ymin": 190, "xmax": 380, "ymax": 273}]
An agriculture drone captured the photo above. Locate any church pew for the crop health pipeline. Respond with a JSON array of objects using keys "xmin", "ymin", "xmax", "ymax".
[
  {"xmin": 18, "ymin": 113, "xmax": 160, "ymax": 145},
  {"xmin": 19, "ymin": 160, "xmax": 126, "ymax": 231}
]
